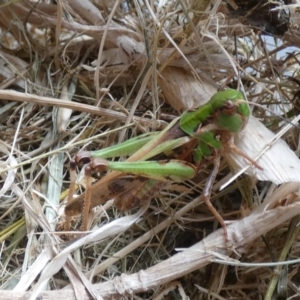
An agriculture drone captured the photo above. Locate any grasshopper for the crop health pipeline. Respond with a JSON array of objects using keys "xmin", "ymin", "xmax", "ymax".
[{"xmin": 64, "ymin": 89, "xmax": 260, "ymax": 237}]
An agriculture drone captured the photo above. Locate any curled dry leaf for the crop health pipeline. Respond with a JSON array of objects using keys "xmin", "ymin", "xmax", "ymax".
[
  {"xmin": 0, "ymin": 156, "xmax": 17, "ymax": 197},
  {"xmin": 57, "ymin": 85, "xmax": 73, "ymax": 132},
  {"xmin": 158, "ymin": 67, "xmax": 218, "ymax": 112},
  {"xmin": 225, "ymin": 117, "xmax": 300, "ymax": 184}
]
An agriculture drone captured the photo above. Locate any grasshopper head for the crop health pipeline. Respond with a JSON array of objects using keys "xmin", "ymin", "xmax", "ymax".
[
  {"xmin": 210, "ymin": 89, "xmax": 250, "ymax": 133},
  {"xmin": 179, "ymin": 89, "xmax": 251, "ymax": 136}
]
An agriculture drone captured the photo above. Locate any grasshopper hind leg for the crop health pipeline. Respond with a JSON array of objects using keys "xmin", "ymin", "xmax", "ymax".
[
  {"xmin": 65, "ymin": 163, "xmax": 77, "ymax": 231},
  {"xmin": 80, "ymin": 164, "xmax": 93, "ymax": 231},
  {"xmin": 65, "ymin": 152, "xmax": 93, "ymax": 231}
]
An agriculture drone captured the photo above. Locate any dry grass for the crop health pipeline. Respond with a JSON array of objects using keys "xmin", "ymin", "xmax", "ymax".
[{"xmin": 1, "ymin": 1, "xmax": 300, "ymax": 299}]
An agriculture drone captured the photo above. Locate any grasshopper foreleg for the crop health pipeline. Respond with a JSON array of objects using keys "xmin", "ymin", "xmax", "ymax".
[
  {"xmin": 202, "ymin": 155, "xmax": 229, "ymax": 241},
  {"xmin": 226, "ymin": 140, "xmax": 263, "ymax": 170}
]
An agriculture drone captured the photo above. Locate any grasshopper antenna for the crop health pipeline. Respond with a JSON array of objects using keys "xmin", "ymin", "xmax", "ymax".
[{"xmin": 248, "ymin": 101, "xmax": 300, "ymax": 130}]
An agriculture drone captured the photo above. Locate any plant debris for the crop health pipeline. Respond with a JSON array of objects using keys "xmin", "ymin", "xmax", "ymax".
[{"xmin": 1, "ymin": 1, "xmax": 300, "ymax": 299}]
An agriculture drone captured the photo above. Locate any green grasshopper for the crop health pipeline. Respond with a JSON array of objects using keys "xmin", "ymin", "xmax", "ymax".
[{"xmin": 65, "ymin": 89, "xmax": 260, "ymax": 237}]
